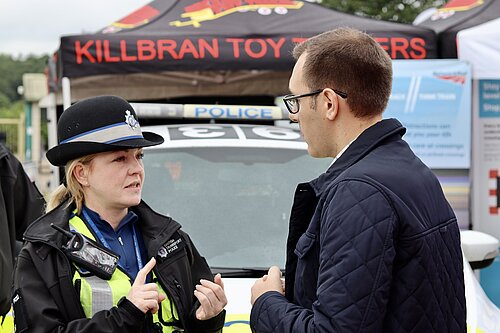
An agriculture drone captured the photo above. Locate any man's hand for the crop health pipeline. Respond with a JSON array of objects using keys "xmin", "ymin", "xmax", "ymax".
[
  {"xmin": 127, "ymin": 257, "xmax": 166, "ymax": 314},
  {"xmin": 251, "ymin": 266, "xmax": 284, "ymax": 305},
  {"xmin": 194, "ymin": 273, "xmax": 227, "ymax": 320}
]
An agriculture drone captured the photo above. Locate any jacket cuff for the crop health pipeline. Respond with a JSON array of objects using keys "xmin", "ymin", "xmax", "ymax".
[
  {"xmin": 250, "ymin": 291, "xmax": 284, "ymax": 330},
  {"xmin": 117, "ymin": 296, "xmax": 145, "ymax": 322},
  {"xmin": 191, "ymin": 309, "xmax": 226, "ymax": 332}
]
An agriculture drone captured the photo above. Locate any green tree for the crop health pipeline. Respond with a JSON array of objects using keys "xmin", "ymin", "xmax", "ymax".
[
  {"xmin": 0, "ymin": 54, "xmax": 48, "ymax": 154},
  {"xmin": 0, "ymin": 54, "xmax": 48, "ymax": 103},
  {"xmin": 319, "ymin": 0, "xmax": 446, "ymax": 23},
  {"xmin": 0, "ymin": 93, "xmax": 10, "ymax": 109}
]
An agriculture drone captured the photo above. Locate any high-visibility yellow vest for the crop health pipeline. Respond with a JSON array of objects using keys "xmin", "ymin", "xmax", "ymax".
[
  {"xmin": 69, "ymin": 214, "xmax": 180, "ymax": 332},
  {"xmin": 0, "ymin": 311, "xmax": 14, "ymax": 333}
]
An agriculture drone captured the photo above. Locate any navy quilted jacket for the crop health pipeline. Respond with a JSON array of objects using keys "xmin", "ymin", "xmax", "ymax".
[{"xmin": 250, "ymin": 119, "xmax": 466, "ymax": 332}]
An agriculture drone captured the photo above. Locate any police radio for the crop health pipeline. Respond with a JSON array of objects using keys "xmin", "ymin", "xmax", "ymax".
[{"xmin": 51, "ymin": 223, "xmax": 119, "ymax": 280}]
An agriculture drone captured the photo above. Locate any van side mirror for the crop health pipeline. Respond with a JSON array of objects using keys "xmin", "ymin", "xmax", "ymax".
[{"xmin": 460, "ymin": 230, "xmax": 499, "ymax": 270}]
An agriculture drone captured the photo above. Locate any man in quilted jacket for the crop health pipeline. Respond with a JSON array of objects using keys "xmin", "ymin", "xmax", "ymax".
[{"xmin": 250, "ymin": 27, "xmax": 466, "ymax": 332}]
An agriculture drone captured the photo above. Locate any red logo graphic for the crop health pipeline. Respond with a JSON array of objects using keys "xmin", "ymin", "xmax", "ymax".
[
  {"xmin": 443, "ymin": 0, "xmax": 484, "ymax": 10},
  {"xmin": 102, "ymin": 5, "xmax": 161, "ymax": 33},
  {"xmin": 434, "ymin": 75, "xmax": 466, "ymax": 85},
  {"xmin": 431, "ymin": 0, "xmax": 484, "ymax": 21},
  {"xmin": 489, "ymin": 169, "xmax": 499, "ymax": 215},
  {"xmin": 170, "ymin": 0, "xmax": 304, "ymax": 28}
]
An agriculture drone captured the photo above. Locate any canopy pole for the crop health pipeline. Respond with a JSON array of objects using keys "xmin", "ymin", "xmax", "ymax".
[
  {"xmin": 62, "ymin": 77, "xmax": 71, "ymax": 110},
  {"xmin": 46, "ymin": 92, "xmax": 60, "ymax": 191}
]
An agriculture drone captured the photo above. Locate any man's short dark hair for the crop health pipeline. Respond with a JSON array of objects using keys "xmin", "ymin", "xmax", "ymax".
[{"xmin": 293, "ymin": 27, "xmax": 393, "ymax": 118}]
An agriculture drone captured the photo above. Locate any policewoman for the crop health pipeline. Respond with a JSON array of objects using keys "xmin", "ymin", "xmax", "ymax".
[{"xmin": 12, "ymin": 96, "xmax": 227, "ymax": 333}]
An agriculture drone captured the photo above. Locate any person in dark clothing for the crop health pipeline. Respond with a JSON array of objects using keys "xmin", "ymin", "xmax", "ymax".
[
  {"xmin": 0, "ymin": 142, "xmax": 45, "ymax": 319},
  {"xmin": 250, "ymin": 28, "xmax": 466, "ymax": 332},
  {"xmin": 12, "ymin": 96, "xmax": 227, "ymax": 333}
]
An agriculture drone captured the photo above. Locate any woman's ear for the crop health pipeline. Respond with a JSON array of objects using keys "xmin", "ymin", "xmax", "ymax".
[{"xmin": 73, "ymin": 163, "xmax": 89, "ymax": 187}]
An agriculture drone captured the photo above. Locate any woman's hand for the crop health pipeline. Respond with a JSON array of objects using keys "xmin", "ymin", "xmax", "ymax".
[
  {"xmin": 194, "ymin": 273, "xmax": 227, "ymax": 320},
  {"xmin": 127, "ymin": 258, "xmax": 166, "ymax": 314}
]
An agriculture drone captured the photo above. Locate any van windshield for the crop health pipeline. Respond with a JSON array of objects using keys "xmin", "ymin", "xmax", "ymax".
[{"xmin": 142, "ymin": 147, "xmax": 331, "ymax": 269}]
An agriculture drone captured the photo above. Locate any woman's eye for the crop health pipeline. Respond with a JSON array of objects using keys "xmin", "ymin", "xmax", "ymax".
[
  {"xmin": 113, "ymin": 156, "xmax": 125, "ymax": 162},
  {"xmin": 137, "ymin": 152, "xmax": 144, "ymax": 160}
]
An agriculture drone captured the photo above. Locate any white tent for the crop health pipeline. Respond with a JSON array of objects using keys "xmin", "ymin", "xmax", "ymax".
[
  {"xmin": 459, "ymin": 18, "xmax": 500, "ymax": 241},
  {"xmin": 458, "ymin": 18, "xmax": 500, "ymax": 79}
]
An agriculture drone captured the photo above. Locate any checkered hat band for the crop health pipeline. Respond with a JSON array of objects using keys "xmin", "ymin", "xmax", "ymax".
[{"xmin": 61, "ymin": 122, "xmax": 144, "ymax": 144}]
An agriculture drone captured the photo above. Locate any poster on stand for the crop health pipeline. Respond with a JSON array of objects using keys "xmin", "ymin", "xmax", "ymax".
[
  {"xmin": 385, "ymin": 59, "xmax": 471, "ymax": 169},
  {"xmin": 472, "ymin": 79, "xmax": 500, "ymax": 239}
]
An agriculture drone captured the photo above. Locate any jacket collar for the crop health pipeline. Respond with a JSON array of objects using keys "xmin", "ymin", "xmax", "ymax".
[
  {"xmin": 24, "ymin": 199, "xmax": 181, "ymax": 250},
  {"xmin": 133, "ymin": 201, "xmax": 182, "ymax": 253},
  {"xmin": 309, "ymin": 118, "xmax": 406, "ymax": 196},
  {"xmin": 23, "ymin": 200, "xmax": 74, "ymax": 246}
]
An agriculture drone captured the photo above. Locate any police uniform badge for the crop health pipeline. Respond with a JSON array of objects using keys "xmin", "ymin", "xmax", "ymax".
[{"xmin": 125, "ymin": 110, "xmax": 140, "ymax": 130}]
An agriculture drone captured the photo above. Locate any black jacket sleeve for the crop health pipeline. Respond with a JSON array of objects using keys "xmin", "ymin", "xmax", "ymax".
[{"xmin": 0, "ymin": 145, "xmax": 45, "ymax": 316}]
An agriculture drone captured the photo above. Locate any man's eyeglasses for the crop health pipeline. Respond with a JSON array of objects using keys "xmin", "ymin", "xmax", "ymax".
[{"xmin": 283, "ymin": 89, "xmax": 348, "ymax": 114}]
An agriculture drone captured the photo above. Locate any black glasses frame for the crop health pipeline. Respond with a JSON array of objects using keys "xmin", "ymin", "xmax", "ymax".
[{"xmin": 283, "ymin": 88, "xmax": 348, "ymax": 114}]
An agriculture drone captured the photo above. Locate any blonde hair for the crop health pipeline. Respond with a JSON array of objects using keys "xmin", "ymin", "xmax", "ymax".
[{"xmin": 46, "ymin": 154, "xmax": 96, "ymax": 214}]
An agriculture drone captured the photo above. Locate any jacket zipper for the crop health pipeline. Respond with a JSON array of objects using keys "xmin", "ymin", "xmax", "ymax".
[{"xmin": 153, "ymin": 268, "xmax": 186, "ymax": 330}]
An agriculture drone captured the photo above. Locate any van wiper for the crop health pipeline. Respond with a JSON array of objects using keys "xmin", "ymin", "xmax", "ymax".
[{"xmin": 211, "ymin": 266, "xmax": 285, "ymax": 278}]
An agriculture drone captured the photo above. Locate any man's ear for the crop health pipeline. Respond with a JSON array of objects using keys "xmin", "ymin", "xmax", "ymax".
[
  {"xmin": 323, "ymin": 89, "xmax": 339, "ymax": 121},
  {"xmin": 73, "ymin": 163, "xmax": 89, "ymax": 187}
]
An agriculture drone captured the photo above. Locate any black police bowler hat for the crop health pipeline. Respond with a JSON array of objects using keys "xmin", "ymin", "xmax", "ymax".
[{"xmin": 46, "ymin": 95, "xmax": 164, "ymax": 166}]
